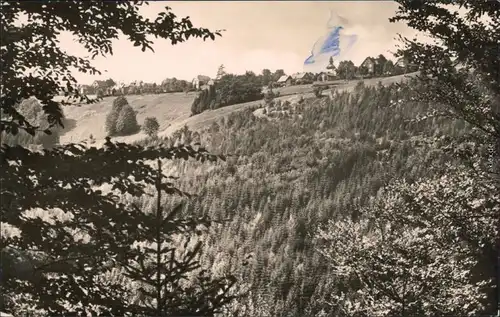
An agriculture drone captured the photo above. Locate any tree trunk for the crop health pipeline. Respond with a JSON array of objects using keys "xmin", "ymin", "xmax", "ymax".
[{"xmin": 156, "ymin": 159, "xmax": 163, "ymax": 316}]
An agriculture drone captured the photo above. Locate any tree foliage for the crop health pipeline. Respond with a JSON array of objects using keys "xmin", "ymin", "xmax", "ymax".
[
  {"xmin": 134, "ymin": 83, "xmax": 474, "ymax": 316},
  {"xmin": 1, "ymin": 98, "xmax": 61, "ymax": 149},
  {"xmin": 142, "ymin": 117, "xmax": 160, "ymax": 138},
  {"xmin": 214, "ymin": 73, "xmax": 263, "ymax": 109},
  {"xmin": 391, "ymin": 0, "xmax": 499, "ymax": 144},
  {"xmin": 314, "ymin": 2, "xmax": 499, "ymax": 316},
  {"xmin": 316, "ymin": 169, "xmax": 496, "ymax": 316},
  {"xmin": 105, "ymin": 96, "xmax": 129, "ymax": 136},
  {"xmin": 105, "ymin": 96, "xmax": 139, "ymax": 136},
  {"xmin": 390, "ymin": 0, "xmax": 499, "ymax": 310},
  {"xmin": 216, "ymin": 64, "xmax": 227, "ymax": 81},
  {"xmin": 191, "ymin": 73, "xmax": 263, "ymax": 116},
  {"xmin": 337, "ymin": 61, "xmax": 356, "ymax": 80},
  {"xmin": 191, "ymin": 84, "xmax": 217, "ymax": 116},
  {"xmin": 1, "ymin": 1, "xmax": 222, "ymax": 136}
]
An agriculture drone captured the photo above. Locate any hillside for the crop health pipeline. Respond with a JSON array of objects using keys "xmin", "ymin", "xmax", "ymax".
[
  {"xmin": 160, "ymin": 73, "xmax": 418, "ymax": 138},
  {"xmin": 59, "ymin": 73, "xmax": 418, "ymax": 146},
  {"xmin": 133, "ymin": 81, "xmax": 470, "ymax": 316}
]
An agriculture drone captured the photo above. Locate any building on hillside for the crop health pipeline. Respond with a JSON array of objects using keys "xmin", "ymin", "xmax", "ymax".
[
  {"xmin": 91, "ymin": 80, "xmax": 101, "ymax": 90},
  {"xmin": 79, "ymin": 84, "xmax": 92, "ymax": 95},
  {"xmin": 192, "ymin": 75, "xmax": 212, "ymax": 90},
  {"xmin": 277, "ymin": 75, "xmax": 293, "ymax": 87},
  {"xmin": 395, "ymin": 57, "xmax": 410, "ymax": 68},
  {"xmin": 315, "ymin": 72, "xmax": 336, "ymax": 82},
  {"xmin": 107, "ymin": 81, "xmax": 126, "ymax": 96},
  {"xmin": 126, "ymin": 81, "xmax": 143, "ymax": 95},
  {"xmin": 360, "ymin": 57, "xmax": 377, "ymax": 75},
  {"xmin": 292, "ymin": 72, "xmax": 314, "ymax": 85},
  {"xmin": 395, "ymin": 57, "xmax": 419, "ymax": 73},
  {"xmin": 316, "ymin": 72, "xmax": 327, "ymax": 82},
  {"xmin": 199, "ymin": 79, "xmax": 215, "ymax": 91}
]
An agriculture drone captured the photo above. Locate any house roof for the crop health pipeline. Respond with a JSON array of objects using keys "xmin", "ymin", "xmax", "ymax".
[
  {"xmin": 161, "ymin": 78, "xmax": 174, "ymax": 85},
  {"xmin": 129, "ymin": 80, "xmax": 143, "ymax": 86},
  {"xmin": 292, "ymin": 72, "xmax": 310, "ymax": 79},
  {"xmin": 195, "ymin": 75, "xmax": 211, "ymax": 82},
  {"xmin": 360, "ymin": 57, "xmax": 376, "ymax": 66},
  {"xmin": 277, "ymin": 75, "xmax": 291, "ymax": 82},
  {"xmin": 110, "ymin": 81, "xmax": 126, "ymax": 89}
]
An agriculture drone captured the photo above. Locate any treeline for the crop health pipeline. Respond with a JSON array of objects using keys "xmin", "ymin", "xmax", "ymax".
[
  {"xmin": 80, "ymin": 77, "xmax": 195, "ymax": 98},
  {"xmin": 332, "ymin": 54, "xmax": 418, "ymax": 80},
  {"xmin": 191, "ymin": 72, "xmax": 264, "ymax": 115}
]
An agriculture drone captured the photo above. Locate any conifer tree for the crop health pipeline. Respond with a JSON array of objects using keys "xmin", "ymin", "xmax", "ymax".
[
  {"xmin": 115, "ymin": 104, "xmax": 139, "ymax": 136},
  {"xmin": 106, "ymin": 96, "xmax": 129, "ymax": 136},
  {"xmin": 120, "ymin": 159, "xmax": 238, "ymax": 316}
]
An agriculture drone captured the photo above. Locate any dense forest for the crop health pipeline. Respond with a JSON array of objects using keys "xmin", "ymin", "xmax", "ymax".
[{"xmin": 136, "ymin": 81, "xmax": 488, "ymax": 316}]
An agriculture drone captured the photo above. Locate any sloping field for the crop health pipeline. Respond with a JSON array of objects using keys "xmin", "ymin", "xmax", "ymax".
[
  {"xmin": 60, "ymin": 72, "xmax": 418, "ymax": 146},
  {"xmin": 59, "ymin": 92, "xmax": 196, "ymax": 144}
]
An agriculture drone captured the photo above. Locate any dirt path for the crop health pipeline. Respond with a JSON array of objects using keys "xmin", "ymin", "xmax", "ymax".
[{"xmin": 159, "ymin": 72, "xmax": 417, "ymax": 138}]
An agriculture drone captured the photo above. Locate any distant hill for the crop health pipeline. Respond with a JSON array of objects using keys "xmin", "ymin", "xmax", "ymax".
[{"xmin": 59, "ymin": 72, "xmax": 418, "ymax": 146}]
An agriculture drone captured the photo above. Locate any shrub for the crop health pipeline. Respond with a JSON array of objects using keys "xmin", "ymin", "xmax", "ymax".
[
  {"xmin": 142, "ymin": 117, "xmax": 160, "ymax": 137},
  {"xmin": 313, "ymin": 86, "xmax": 324, "ymax": 98},
  {"xmin": 264, "ymin": 89, "xmax": 277, "ymax": 106}
]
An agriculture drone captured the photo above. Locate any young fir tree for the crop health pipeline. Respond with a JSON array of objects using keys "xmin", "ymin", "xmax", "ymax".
[{"xmin": 119, "ymin": 159, "xmax": 238, "ymax": 316}]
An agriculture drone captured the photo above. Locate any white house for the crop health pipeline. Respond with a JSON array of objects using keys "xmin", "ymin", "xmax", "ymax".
[
  {"xmin": 192, "ymin": 75, "xmax": 212, "ymax": 90},
  {"xmin": 291, "ymin": 72, "xmax": 314, "ymax": 84},
  {"xmin": 277, "ymin": 75, "xmax": 293, "ymax": 86}
]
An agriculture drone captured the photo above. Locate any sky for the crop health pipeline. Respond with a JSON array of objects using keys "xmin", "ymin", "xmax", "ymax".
[{"xmin": 59, "ymin": 1, "xmax": 417, "ymax": 85}]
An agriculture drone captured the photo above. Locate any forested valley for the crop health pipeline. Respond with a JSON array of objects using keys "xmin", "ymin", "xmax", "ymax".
[
  {"xmin": 1, "ymin": 1, "xmax": 498, "ymax": 316},
  {"xmin": 136, "ymin": 81, "xmax": 495, "ymax": 316}
]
